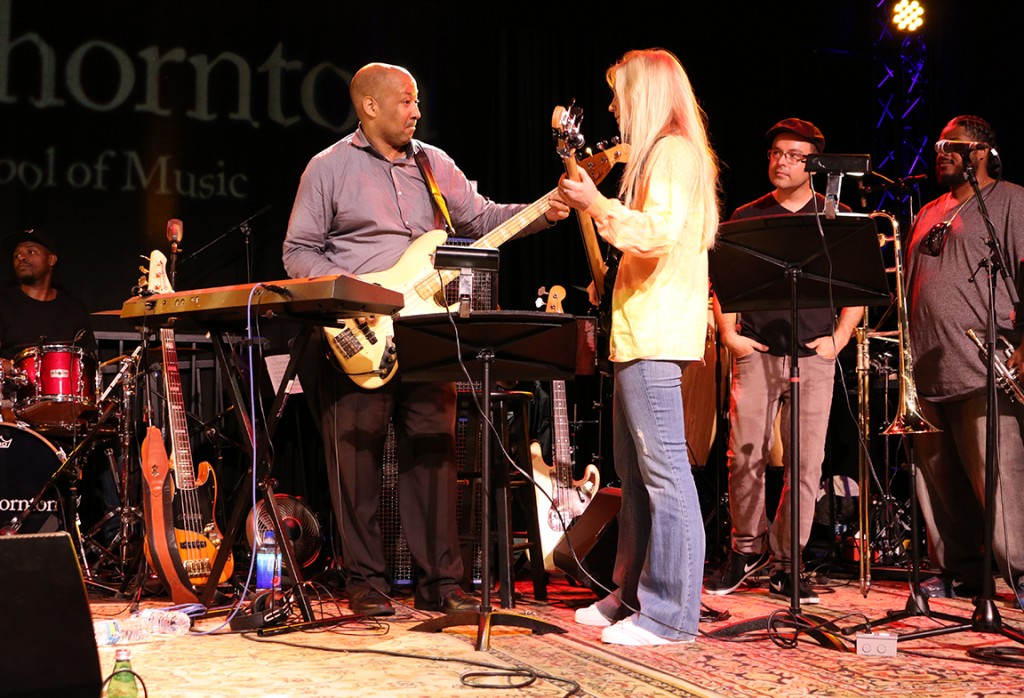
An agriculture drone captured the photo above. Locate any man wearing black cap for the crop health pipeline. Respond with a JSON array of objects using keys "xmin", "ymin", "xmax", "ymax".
[
  {"xmin": 704, "ymin": 119, "xmax": 863, "ymax": 603},
  {"xmin": 0, "ymin": 229, "xmax": 95, "ymax": 364}
]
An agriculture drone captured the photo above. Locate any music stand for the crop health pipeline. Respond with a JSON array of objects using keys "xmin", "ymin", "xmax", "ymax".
[
  {"xmin": 708, "ymin": 212, "xmax": 890, "ymax": 648},
  {"xmin": 395, "ymin": 310, "xmax": 595, "ymax": 650}
]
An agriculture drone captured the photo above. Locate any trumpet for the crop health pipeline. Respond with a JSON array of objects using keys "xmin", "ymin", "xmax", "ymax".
[{"xmin": 966, "ymin": 329, "xmax": 1024, "ymax": 404}]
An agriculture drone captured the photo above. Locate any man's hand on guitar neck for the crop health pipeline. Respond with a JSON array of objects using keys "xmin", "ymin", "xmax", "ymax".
[{"xmin": 545, "ymin": 196, "xmax": 571, "ymax": 224}]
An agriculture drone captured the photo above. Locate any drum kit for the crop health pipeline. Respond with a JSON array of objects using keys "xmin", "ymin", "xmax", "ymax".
[{"xmin": 0, "ymin": 341, "xmax": 144, "ymax": 590}]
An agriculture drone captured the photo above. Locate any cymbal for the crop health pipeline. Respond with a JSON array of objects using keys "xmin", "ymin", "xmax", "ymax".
[
  {"xmin": 91, "ymin": 309, "xmax": 123, "ymax": 316},
  {"xmin": 99, "ymin": 346, "xmax": 202, "ymax": 368}
]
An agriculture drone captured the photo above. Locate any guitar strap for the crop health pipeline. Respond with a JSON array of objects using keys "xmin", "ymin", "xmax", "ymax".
[{"xmin": 413, "ymin": 147, "xmax": 455, "ymax": 234}]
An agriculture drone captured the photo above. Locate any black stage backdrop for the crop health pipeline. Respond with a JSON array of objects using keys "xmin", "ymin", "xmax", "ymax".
[
  {"xmin": 3, "ymin": 0, "xmax": 1022, "ymax": 564},
  {"xmin": 2, "ymin": 1, "xmax": 1021, "ymax": 318}
]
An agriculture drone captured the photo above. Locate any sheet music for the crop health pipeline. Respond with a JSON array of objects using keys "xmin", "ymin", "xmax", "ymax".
[{"xmin": 265, "ymin": 354, "xmax": 303, "ymax": 395}]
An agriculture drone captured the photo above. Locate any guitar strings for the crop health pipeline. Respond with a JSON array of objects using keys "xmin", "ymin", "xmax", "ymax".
[{"xmin": 162, "ymin": 329, "xmax": 204, "ymax": 578}]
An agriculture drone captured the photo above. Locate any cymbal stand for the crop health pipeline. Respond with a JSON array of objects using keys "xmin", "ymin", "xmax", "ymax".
[{"xmin": 81, "ymin": 347, "xmax": 147, "ymax": 587}]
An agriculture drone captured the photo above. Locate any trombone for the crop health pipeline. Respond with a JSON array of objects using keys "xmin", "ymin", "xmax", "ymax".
[{"xmin": 855, "ymin": 212, "xmax": 939, "ymax": 596}]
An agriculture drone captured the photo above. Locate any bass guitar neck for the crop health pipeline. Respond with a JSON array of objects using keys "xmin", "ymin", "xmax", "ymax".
[{"xmin": 531, "ymin": 285, "xmax": 600, "ymax": 570}]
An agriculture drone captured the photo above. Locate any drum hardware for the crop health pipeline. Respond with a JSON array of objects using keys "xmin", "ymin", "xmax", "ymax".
[
  {"xmin": 90, "ymin": 346, "xmax": 149, "ymax": 589},
  {"xmin": 2, "ymin": 346, "xmax": 145, "ymax": 587}
]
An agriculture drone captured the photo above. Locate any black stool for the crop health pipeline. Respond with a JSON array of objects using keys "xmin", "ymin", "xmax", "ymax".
[{"xmin": 458, "ymin": 388, "xmax": 548, "ymax": 606}]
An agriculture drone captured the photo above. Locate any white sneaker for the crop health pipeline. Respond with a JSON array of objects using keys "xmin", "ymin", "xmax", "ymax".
[
  {"xmin": 600, "ymin": 614, "xmax": 695, "ymax": 646},
  {"xmin": 574, "ymin": 603, "xmax": 612, "ymax": 627}
]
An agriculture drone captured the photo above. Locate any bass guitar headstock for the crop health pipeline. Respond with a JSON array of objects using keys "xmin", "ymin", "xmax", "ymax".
[
  {"xmin": 536, "ymin": 284, "xmax": 566, "ymax": 314},
  {"xmin": 136, "ymin": 249, "xmax": 174, "ymax": 296},
  {"xmin": 552, "ymin": 102, "xmax": 586, "ymax": 163}
]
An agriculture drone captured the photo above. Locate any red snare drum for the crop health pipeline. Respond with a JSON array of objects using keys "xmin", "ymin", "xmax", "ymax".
[{"xmin": 13, "ymin": 344, "xmax": 98, "ymax": 430}]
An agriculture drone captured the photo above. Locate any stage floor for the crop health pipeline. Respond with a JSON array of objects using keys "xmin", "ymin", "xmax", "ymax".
[{"xmin": 86, "ymin": 567, "xmax": 1024, "ymax": 698}]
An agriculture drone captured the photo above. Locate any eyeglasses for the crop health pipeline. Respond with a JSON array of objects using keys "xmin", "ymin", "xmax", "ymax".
[
  {"xmin": 921, "ymin": 220, "xmax": 950, "ymax": 257},
  {"xmin": 767, "ymin": 148, "xmax": 808, "ymax": 164}
]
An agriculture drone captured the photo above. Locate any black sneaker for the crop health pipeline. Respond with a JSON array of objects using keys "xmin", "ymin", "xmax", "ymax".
[
  {"xmin": 705, "ymin": 549, "xmax": 771, "ymax": 595},
  {"xmin": 767, "ymin": 570, "xmax": 820, "ymax": 604}
]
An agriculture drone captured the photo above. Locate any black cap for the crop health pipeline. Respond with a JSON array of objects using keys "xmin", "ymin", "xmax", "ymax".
[
  {"xmin": 2, "ymin": 229, "xmax": 57, "ymax": 256},
  {"xmin": 766, "ymin": 118, "xmax": 826, "ymax": 152}
]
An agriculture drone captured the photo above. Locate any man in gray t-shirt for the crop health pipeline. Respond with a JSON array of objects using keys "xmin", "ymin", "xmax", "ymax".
[{"xmin": 906, "ymin": 114, "xmax": 1024, "ymax": 607}]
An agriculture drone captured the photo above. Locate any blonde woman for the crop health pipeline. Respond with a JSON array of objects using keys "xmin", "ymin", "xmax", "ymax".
[{"xmin": 556, "ymin": 48, "xmax": 719, "ymax": 645}]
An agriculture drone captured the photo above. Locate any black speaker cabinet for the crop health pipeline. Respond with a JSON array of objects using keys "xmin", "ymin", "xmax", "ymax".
[
  {"xmin": 553, "ymin": 487, "xmax": 621, "ymax": 598},
  {"xmin": 0, "ymin": 532, "xmax": 101, "ymax": 698}
]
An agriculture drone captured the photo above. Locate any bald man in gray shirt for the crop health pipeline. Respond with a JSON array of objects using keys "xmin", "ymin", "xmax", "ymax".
[{"xmin": 284, "ymin": 62, "xmax": 567, "ymax": 616}]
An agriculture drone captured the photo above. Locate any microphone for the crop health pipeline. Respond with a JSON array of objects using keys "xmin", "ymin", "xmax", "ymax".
[
  {"xmin": 935, "ymin": 140, "xmax": 990, "ymax": 154},
  {"xmin": 166, "ymin": 218, "xmax": 183, "ymax": 244},
  {"xmin": 861, "ymin": 173, "xmax": 929, "ymax": 195}
]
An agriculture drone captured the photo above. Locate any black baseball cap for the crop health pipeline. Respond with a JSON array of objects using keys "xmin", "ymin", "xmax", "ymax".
[
  {"xmin": 2, "ymin": 229, "xmax": 57, "ymax": 256},
  {"xmin": 766, "ymin": 118, "xmax": 826, "ymax": 152}
]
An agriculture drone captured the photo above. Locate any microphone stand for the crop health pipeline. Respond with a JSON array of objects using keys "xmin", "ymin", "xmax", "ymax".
[
  {"xmin": 169, "ymin": 239, "xmax": 179, "ymax": 290},
  {"xmin": 881, "ymin": 160, "xmax": 1024, "ymax": 648},
  {"xmin": 179, "ymin": 205, "xmax": 270, "ymax": 285}
]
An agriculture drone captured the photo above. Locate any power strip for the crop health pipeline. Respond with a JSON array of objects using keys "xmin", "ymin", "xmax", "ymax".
[{"xmin": 856, "ymin": 632, "xmax": 898, "ymax": 657}]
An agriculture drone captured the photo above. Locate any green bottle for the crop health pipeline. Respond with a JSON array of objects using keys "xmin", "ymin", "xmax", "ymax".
[{"xmin": 106, "ymin": 648, "xmax": 139, "ymax": 698}]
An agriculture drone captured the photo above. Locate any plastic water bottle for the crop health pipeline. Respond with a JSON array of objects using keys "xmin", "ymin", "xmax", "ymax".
[
  {"xmin": 134, "ymin": 608, "xmax": 192, "ymax": 636},
  {"xmin": 94, "ymin": 617, "xmax": 150, "ymax": 646},
  {"xmin": 106, "ymin": 647, "xmax": 139, "ymax": 698},
  {"xmin": 255, "ymin": 530, "xmax": 282, "ymax": 592}
]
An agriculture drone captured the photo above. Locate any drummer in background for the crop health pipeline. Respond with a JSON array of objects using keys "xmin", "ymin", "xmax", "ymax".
[
  {"xmin": 1, "ymin": 229, "xmax": 95, "ymax": 421},
  {"xmin": 0, "ymin": 228, "xmax": 96, "ymax": 368}
]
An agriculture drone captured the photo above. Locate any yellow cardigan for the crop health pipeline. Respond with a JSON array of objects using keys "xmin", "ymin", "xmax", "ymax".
[{"xmin": 585, "ymin": 135, "xmax": 710, "ymax": 363}]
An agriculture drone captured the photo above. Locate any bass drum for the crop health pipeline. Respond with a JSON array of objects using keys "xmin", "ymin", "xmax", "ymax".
[
  {"xmin": 681, "ymin": 315, "xmax": 729, "ymax": 468},
  {"xmin": 0, "ymin": 423, "xmax": 65, "ymax": 533}
]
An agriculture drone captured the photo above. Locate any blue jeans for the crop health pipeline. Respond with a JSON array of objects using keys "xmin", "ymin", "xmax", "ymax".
[{"xmin": 595, "ymin": 359, "xmax": 704, "ymax": 639}]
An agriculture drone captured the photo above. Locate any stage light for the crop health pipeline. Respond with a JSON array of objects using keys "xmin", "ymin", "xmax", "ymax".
[{"xmin": 892, "ymin": 0, "xmax": 924, "ymax": 32}]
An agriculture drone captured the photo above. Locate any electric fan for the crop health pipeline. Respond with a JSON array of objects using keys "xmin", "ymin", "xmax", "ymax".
[{"xmin": 245, "ymin": 494, "xmax": 322, "ymax": 570}]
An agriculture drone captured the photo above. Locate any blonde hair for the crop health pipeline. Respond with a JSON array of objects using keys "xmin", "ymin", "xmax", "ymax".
[{"xmin": 606, "ymin": 49, "xmax": 720, "ymax": 250}]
